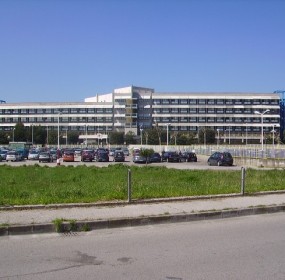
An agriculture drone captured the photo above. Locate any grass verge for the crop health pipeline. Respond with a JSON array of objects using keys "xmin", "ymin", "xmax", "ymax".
[{"xmin": 0, "ymin": 164, "xmax": 285, "ymax": 206}]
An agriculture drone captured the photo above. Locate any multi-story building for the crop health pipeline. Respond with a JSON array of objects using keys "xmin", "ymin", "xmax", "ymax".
[{"xmin": 0, "ymin": 85, "xmax": 281, "ymax": 144}]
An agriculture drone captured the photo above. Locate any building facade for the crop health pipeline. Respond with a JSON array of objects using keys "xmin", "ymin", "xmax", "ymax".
[{"xmin": 0, "ymin": 85, "xmax": 281, "ymax": 144}]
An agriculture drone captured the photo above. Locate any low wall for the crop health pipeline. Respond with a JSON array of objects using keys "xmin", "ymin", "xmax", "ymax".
[{"xmin": 234, "ymin": 157, "xmax": 285, "ymax": 168}]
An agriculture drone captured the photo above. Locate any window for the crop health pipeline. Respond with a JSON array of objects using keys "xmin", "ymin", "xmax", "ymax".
[
  {"xmin": 207, "ymin": 99, "xmax": 215, "ymax": 105},
  {"xmin": 226, "ymin": 109, "xmax": 233, "ymax": 114},
  {"xmin": 180, "ymin": 108, "xmax": 188, "ymax": 114},
  {"xmin": 234, "ymin": 99, "xmax": 242, "ymax": 105},
  {"xmin": 180, "ymin": 99, "xmax": 188, "ymax": 104},
  {"xmin": 71, "ymin": 108, "xmax": 78, "ymax": 114},
  {"xmin": 198, "ymin": 99, "xmax": 206, "ymax": 105},
  {"xmin": 87, "ymin": 108, "xmax": 95, "ymax": 114},
  {"xmin": 189, "ymin": 100, "xmax": 197, "ymax": 105},
  {"xmin": 189, "ymin": 108, "xmax": 197, "ymax": 113},
  {"xmin": 189, "ymin": 117, "xmax": 196, "ymax": 122},
  {"xmin": 162, "ymin": 109, "xmax": 170, "ymax": 113}
]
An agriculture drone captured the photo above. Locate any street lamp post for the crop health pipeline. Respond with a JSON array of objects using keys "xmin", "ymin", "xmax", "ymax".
[
  {"xmin": 217, "ymin": 129, "xmax": 220, "ymax": 147},
  {"xmin": 46, "ymin": 126, "xmax": 49, "ymax": 146},
  {"xmin": 31, "ymin": 124, "xmax": 34, "ymax": 146},
  {"xmin": 66, "ymin": 128, "xmax": 68, "ymax": 146},
  {"xmin": 57, "ymin": 112, "xmax": 61, "ymax": 150},
  {"xmin": 254, "ymin": 109, "xmax": 270, "ymax": 151},
  {"xmin": 140, "ymin": 125, "xmax": 143, "ymax": 147},
  {"xmin": 245, "ymin": 123, "xmax": 248, "ymax": 145},
  {"xmin": 165, "ymin": 123, "xmax": 171, "ymax": 147},
  {"xmin": 12, "ymin": 127, "xmax": 15, "ymax": 142},
  {"xmin": 85, "ymin": 124, "xmax": 88, "ymax": 146},
  {"xmin": 271, "ymin": 124, "xmax": 276, "ymax": 149},
  {"xmin": 227, "ymin": 127, "xmax": 231, "ymax": 145}
]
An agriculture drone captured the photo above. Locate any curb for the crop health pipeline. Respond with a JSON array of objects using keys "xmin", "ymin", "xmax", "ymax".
[{"xmin": 1, "ymin": 204, "xmax": 285, "ymax": 236}]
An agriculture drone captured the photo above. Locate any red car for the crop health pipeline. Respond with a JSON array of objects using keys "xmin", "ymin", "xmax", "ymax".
[
  {"xmin": 81, "ymin": 150, "xmax": 95, "ymax": 162},
  {"xmin": 62, "ymin": 150, "xmax": 75, "ymax": 162}
]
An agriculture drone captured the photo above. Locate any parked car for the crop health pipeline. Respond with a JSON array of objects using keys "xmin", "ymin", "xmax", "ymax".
[
  {"xmin": 28, "ymin": 150, "xmax": 40, "ymax": 160},
  {"xmin": 133, "ymin": 154, "xmax": 148, "ymax": 163},
  {"xmin": 39, "ymin": 152, "xmax": 53, "ymax": 163},
  {"xmin": 180, "ymin": 152, "xmax": 197, "ymax": 162},
  {"xmin": 162, "ymin": 151, "xmax": 181, "ymax": 162},
  {"xmin": 6, "ymin": 151, "xmax": 22, "ymax": 162},
  {"xmin": 95, "ymin": 151, "xmax": 109, "ymax": 162},
  {"xmin": 122, "ymin": 147, "xmax": 129, "ymax": 156},
  {"xmin": 207, "ymin": 152, "xmax": 233, "ymax": 166},
  {"xmin": 81, "ymin": 150, "xmax": 95, "ymax": 162},
  {"xmin": 49, "ymin": 150, "xmax": 58, "ymax": 161},
  {"xmin": 62, "ymin": 150, "xmax": 75, "ymax": 162},
  {"xmin": 113, "ymin": 150, "xmax": 125, "ymax": 162},
  {"xmin": 0, "ymin": 149, "xmax": 9, "ymax": 160},
  {"xmin": 74, "ymin": 149, "xmax": 82, "ymax": 157},
  {"xmin": 109, "ymin": 148, "xmax": 116, "ymax": 156},
  {"xmin": 149, "ymin": 152, "xmax": 162, "ymax": 163}
]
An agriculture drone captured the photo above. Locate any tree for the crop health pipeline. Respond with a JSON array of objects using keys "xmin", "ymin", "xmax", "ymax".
[
  {"xmin": 33, "ymin": 126, "xmax": 46, "ymax": 145},
  {"xmin": 0, "ymin": 131, "xmax": 9, "ymax": 144},
  {"xmin": 14, "ymin": 122, "xmax": 28, "ymax": 142},
  {"xmin": 140, "ymin": 148, "xmax": 154, "ymax": 164},
  {"xmin": 68, "ymin": 131, "xmax": 80, "ymax": 144},
  {"xmin": 109, "ymin": 132, "xmax": 125, "ymax": 145},
  {"xmin": 198, "ymin": 127, "xmax": 216, "ymax": 144},
  {"xmin": 125, "ymin": 131, "xmax": 136, "ymax": 145}
]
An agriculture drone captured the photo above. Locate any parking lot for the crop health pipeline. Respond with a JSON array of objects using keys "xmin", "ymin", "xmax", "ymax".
[{"xmin": 0, "ymin": 154, "xmax": 242, "ymax": 170}]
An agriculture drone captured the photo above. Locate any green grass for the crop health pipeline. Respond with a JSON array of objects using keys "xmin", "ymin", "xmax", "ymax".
[{"xmin": 0, "ymin": 164, "xmax": 285, "ymax": 206}]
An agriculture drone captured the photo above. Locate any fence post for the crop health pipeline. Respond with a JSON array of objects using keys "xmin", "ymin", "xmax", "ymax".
[
  {"xmin": 241, "ymin": 167, "xmax": 246, "ymax": 195},
  {"xmin": 128, "ymin": 169, "xmax": 132, "ymax": 203}
]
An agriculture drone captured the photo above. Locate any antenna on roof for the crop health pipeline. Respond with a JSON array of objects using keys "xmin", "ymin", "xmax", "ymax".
[{"xmin": 0, "ymin": 100, "xmax": 6, "ymax": 103}]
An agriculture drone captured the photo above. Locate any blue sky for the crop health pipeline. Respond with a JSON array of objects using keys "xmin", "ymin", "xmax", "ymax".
[{"xmin": 0, "ymin": 0, "xmax": 284, "ymax": 103}]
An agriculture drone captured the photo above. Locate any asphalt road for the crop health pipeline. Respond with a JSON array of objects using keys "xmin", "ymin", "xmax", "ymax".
[
  {"xmin": 1, "ymin": 213, "xmax": 285, "ymax": 280},
  {"xmin": 0, "ymin": 155, "xmax": 242, "ymax": 170}
]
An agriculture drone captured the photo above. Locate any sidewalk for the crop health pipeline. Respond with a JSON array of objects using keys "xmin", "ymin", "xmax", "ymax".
[{"xmin": 1, "ymin": 192, "xmax": 285, "ymax": 235}]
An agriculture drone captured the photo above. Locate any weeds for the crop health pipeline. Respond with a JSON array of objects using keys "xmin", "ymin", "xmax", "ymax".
[{"xmin": 0, "ymin": 165, "xmax": 285, "ymax": 206}]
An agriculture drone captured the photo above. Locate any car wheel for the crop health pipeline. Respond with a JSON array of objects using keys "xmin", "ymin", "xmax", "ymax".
[{"xmin": 207, "ymin": 161, "xmax": 211, "ymax": 166}]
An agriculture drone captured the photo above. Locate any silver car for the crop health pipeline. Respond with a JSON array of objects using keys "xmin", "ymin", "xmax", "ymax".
[
  {"xmin": 6, "ymin": 151, "xmax": 22, "ymax": 162},
  {"xmin": 39, "ymin": 152, "xmax": 53, "ymax": 163},
  {"xmin": 28, "ymin": 150, "xmax": 39, "ymax": 160}
]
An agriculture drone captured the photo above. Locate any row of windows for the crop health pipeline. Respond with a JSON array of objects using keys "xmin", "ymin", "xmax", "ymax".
[
  {"xmin": 1, "ymin": 117, "xmax": 113, "ymax": 123},
  {"xmin": 152, "ymin": 99, "xmax": 279, "ymax": 105},
  {"xmin": 152, "ymin": 117, "xmax": 279, "ymax": 123},
  {"xmin": 0, "ymin": 108, "xmax": 113, "ymax": 114},
  {"xmin": 1, "ymin": 126, "xmax": 113, "ymax": 132},
  {"xmin": 149, "ymin": 126, "xmax": 277, "ymax": 132},
  {"xmin": 153, "ymin": 108, "xmax": 279, "ymax": 114}
]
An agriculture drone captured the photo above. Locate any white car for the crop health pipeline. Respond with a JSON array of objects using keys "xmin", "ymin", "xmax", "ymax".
[
  {"xmin": 28, "ymin": 150, "xmax": 39, "ymax": 160},
  {"xmin": 6, "ymin": 151, "xmax": 22, "ymax": 162}
]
